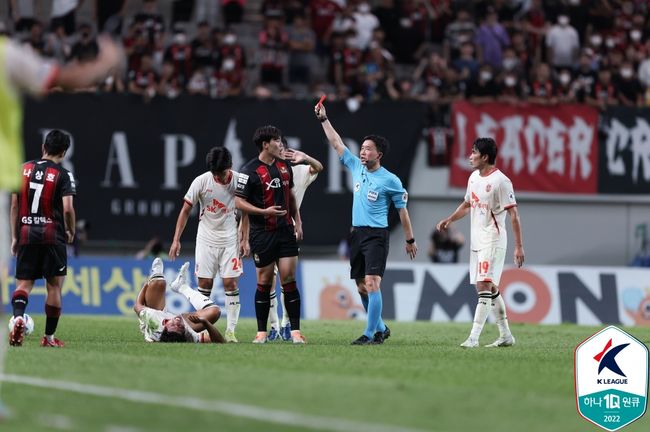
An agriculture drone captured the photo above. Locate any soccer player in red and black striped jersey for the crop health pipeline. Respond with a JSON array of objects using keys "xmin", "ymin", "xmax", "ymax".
[
  {"xmin": 9, "ymin": 130, "xmax": 77, "ymax": 348},
  {"xmin": 235, "ymin": 125, "xmax": 306, "ymax": 344}
]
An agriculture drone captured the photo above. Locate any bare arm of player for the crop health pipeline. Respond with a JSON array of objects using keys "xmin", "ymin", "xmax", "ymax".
[
  {"xmin": 284, "ymin": 148, "xmax": 324, "ymax": 175},
  {"xmin": 507, "ymin": 206, "xmax": 525, "ymax": 267},
  {"xmin": 10, "ymin": 194, "xmax": 18, "ymax": 256},
  {"xmin": 169, "ymin": 202, "xmax": 192, "ymax": 260},
  {"xmin": 187, "ymin": 315, "xmax": 225, "ymax": 343},
  {"xmin": 314, "ymin": 104, "xmax": 346, "ymax": 157},
  {"xmin": 62, "ymin": 195, "xmax": 75, "ymax": 244},
  {"xmin": 436, "ymin": 201, "xmax": 471, "ymax": 231},
  {"xmin": 289, "ymin": 191, "xmax": 303, "ymax": 241},
  {"xmin": 399, "ymin": 207, "xmax": 418, "ymax": 260},
  {"xmin": 238, "ymin": 212, "xmax": 250, "ymax": 257},
  {"xmin": 133, "ymin": 282, "xmax": 149, "ymax": 315},
  {"xmin": 235, "ymin": 197, "xmax": 287, "ymax": 217},
  {"xmin": 53, "ymin": 36, "xmax": 123, "ymax": 90}
]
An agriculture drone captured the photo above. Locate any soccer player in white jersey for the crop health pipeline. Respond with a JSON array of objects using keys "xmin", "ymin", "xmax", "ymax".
[
  {"xmin": 134, "ymin": 259, "xmax": 225, "ymax": 343},
  {"xmin": 267, "ymin": 138, "xmax": 323, "ymax": 341},
  {"xmin": 436, "ymin": 137, "xmax": 525, "ymax": 348},
  {"xmin": 169, "ymin": 147, "xmax": 243, "ymax": 343}
]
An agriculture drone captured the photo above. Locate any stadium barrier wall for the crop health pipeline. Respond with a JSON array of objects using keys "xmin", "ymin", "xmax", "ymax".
[{"xmin": 3, "ymin": 257, "xmax": 648, "ymax": 326}]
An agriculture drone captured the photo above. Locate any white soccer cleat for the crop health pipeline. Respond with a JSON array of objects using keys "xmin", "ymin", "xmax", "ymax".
[
  {"xmin": 149, "ymin": 257, "xmax": 164, "ymax": 279},
  {"xmin": 170, "ymin": 262, "xmax": 190, "ymax": 293},
  {"xmin": 460, "ymin": 337, "xmax": 479, "ymax": 348},
  {"xmin": 485, "ymin": 335, "xmax": 516, "ymax": 348},
  {"xmin": 225, "ymin": 329, "xmax": 238, "ymax": 343}
]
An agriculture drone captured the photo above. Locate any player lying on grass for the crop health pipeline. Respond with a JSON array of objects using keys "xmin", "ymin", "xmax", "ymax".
[{"xmin": 134, "ymin": 258, "xmax": 225, "ymax": 343}]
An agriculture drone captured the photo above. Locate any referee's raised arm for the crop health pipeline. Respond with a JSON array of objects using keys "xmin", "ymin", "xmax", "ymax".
[{"xmin": 314, "ymin": 103, "xmax": 345, "ymax": 157}]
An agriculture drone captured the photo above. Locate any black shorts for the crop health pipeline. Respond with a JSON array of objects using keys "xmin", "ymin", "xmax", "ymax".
[
  {"xmin": 349, "ymin": 227, "xmax": 389, "ymax": 279},
  {"xmin": 250, "ymin": 226, "xmax": 299, "ymax": 268},
  {"xmin": 15, "ymin": 244, "xmax": 68, "ymax": 280}
]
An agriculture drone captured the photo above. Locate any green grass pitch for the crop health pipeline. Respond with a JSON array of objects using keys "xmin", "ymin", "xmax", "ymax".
[{"xmin": 2, "ymin": 316, "xmax": 648, "ymax": 432}]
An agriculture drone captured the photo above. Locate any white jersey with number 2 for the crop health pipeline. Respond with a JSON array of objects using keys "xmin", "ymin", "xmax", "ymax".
[{"xmin": 465, "ymin": 168, "xmax": 517, "ymax": 251}]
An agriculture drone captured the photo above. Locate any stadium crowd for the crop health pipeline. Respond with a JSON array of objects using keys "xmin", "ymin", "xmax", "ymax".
[{"xmin": 4, "ymin": 0, "xmax": 650, "ymax": 106}]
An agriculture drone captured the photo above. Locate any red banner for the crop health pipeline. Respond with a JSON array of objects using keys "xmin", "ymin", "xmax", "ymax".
[{"xmin": 450, "ymin": 101, "xmax": 599, "ymax": 194}]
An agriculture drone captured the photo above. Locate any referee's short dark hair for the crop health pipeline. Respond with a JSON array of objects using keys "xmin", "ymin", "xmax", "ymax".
[
  {"xmin": 473, "ymin": 137, "xmax": 498, "ymax": 164},
  {"xmin": 363, "ymin": 134, "xmax": 389, "ymax": 156},
  {"xmin": 206, "ymin": 147, "xmax": 232, "ymax": 174},
  {"xmin": 43, "ymin": 130, "xmax": 71, "ymax": 157},
  {"xmin": 253, "ymin": 125, "xmax": 282, "ymax": 152}
]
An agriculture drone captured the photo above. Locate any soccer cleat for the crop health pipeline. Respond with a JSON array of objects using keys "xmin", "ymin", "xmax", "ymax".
[
  {"xmin": 351, "ymin": 335, "xmax": 376, "ymax": 345},
  {"xmin": 460, "ymin": 337, "xmax": 479, "ymax": 348},
  {"xmin": 149, "ymin": 257, "xmax": 164, "ymax": 279},
  {"xmin": 290, "ymin": 330, "xmax": 306, "ymax": 344},
  {"xmin": 9, "ymin": 316, "xmax": 25, "ymax": 347},
  {"xmin": 252, "ymin": 332, "xmax": 268, "ymax": 344},
  {"xmin": 40, "ymin": 336, "xmax": 65, "ymax": 347},
  {"xmin": 383, "ymin": 325, "xmax": 391, "ymax": 340},
  {"xmin": 224, "ymin": 329, "xmax": 238, "ymax": 343},
  {"xmin": 267, "ymin": 327, "xmax": 280, "ymax": 341},
  {"xmin": 170, "ymin": 262, "xmax": 190, "ymax": 293},
  {"xmin": 280, "ymin": 323, "xmax": 292, "ymax": 341},
  {"xmin": 372, "ymin": 331, "xmax": 384, "ymax": 344},
  {"xmin": 485, "ymin": 335, "xmax": 516, "ymax": 348}
]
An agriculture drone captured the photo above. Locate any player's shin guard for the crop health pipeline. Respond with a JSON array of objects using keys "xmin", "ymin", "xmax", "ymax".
[
  {"xmin": 44, "ymin": 304, "xmax": 61, "ymax": 336},
  {"xmin": 178, "ymin": 285, "xmax": 214, "ymax": 311},
  {"xmin": 255, "ymin": 284, "xmax": 272, "ymax": 332},
  {"xmin": 364, "ymin": 291, "xmax": 382, "ymax": 338},
  {"xmin": 491, "ymin": 291, "xmax": 511, "ymax": 338},
  {"xmin": 469, "ymin": 291, "xmax": 493, "ymax": 340},
  {"xmin": 282, "ymin": 282, "xmax": 300, "ymax": 331},
  {"xmin": 225, "ymin": 289, "xmax": 241, "ymax": 332},
  {"xmin": 359, "ymin": 292, "xmax": 386, "ymax": 333},
  {"xmin": 268, "ymin": 289, "xmax": 279, "ymax": 329},
  {"xmin": 11, "ymin": 290, "xmax": 29, "ymax": 317}
]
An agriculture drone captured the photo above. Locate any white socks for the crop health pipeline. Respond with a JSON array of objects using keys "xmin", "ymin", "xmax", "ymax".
[
  {"xmin": 225, "ymin": 289, "xmax": 241, "ymax": 332},
  {"xmin": 469, "ymin": 291, "xmax": 493, "ymax": 340},
  {"xmin": 268, "ymin": 290, "xmax": 279, "ymax": 330},
  {"xmin": 280, "ymin": 290, "xmax": 290, "ymax": 327},
  {"xmin": 491, "ymin": 291, "xmax": 511, "ymax": 338},
  {"xmin": 178, "ymin": 284, "xmax": 214, "ymax": 311}
]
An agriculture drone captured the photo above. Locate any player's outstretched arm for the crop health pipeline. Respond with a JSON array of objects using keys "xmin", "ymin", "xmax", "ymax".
[
  {"xmin": 436, "ymin": 201, "xmax": 471, "ymax": 231},
  {"xmin": 54, "ymin": 36, "xmax": 123, "ymax": 90},
  {"xmin": 169, "ymin": 202, "xmax": 192, "ymax": 260},
  {"xmin": 284, "ymin": 148, "xmax": 324, "ymax": 174},
  {"xmin": 507, "ymin": 206, "xmax": 525, "ymax": 267},
  {"xmin": 187, "ymin": 315, "xmax": 225, "ymax": 343},
  {"xmin": 314, "ymin": 103, "xmax": 346, "ymax": 157},
  {"xmin": 133, "ymin": 283, "xmax": 148, "ymax": 315},
  {"xmin": 235, "ymin": 197, "xmax": 287, "ymax": 217},
  {"xmin": 399, "ymin": 208, "xmax": 418, "ymax": 260}
]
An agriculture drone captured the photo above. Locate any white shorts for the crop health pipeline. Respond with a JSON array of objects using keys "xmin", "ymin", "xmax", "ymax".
[
  {"xmin": 195, "ymin": 242, "xmax": 243, "ymax": 279},
  {"xmin": 469, "ymin": 247, "xmax": 506, "ymax": 286}
]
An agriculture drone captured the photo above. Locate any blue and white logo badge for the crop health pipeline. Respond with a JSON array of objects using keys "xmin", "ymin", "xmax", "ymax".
[{"xmin": 575, "ymin": 326, "xmax": 648, "ymax": 431}]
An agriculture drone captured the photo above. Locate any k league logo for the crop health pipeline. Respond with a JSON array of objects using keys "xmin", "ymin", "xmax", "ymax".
[{"xmin": 575, "ymin": 326, "xmax": 649, "ymax": 431}]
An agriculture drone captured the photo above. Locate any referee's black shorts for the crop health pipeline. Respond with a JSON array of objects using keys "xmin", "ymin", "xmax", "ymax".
[
  {"xmin": 250, "ymin": 225, "xmax": 299, "ymax": 268},
  {"xmin": 349, "ymin": 226, "xmax": 389, "ymax": 279},
  {"xmin": 15, "ymin": 244, "xmax": 68, "ymax": 280}
]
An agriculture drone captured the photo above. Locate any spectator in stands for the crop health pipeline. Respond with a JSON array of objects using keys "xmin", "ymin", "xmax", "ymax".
[
  {"xmin": 614, "ymin": 61, "xmax": 644, "ymax": 106},
  {"xmin": 428, "ymin": 0, "xmax": 453, "ymax": 46},
  {"xmin": 510, "ymin": 31, "xmax": 532, "ymax": 76},
  {"xmin": 428, "ymin": 223, "xmax": 464, "ymax": 263},
  {"xmin": 102, "ymin": 69, "xmax": 126, "ymax": 93},
  {"xmin": 158, "ymin": 60, "xmax": 182, "ymax": 98},
  {"xmin": 258, "ymin": 14, "xmax": 289, "ymax": 88},
  {"xmin": 587, "ymin": 67, "xmax": 617, "ymax": 110},
  {"xmin": 413, "ymin": 51, "xmax": 446, "ymax": 102},
  {"xmin": 309, "ymin": 0, "xmax": 342, "ymax": 56},
  {"xmin": 587, "ymin": 0, "xmax": 616, "ymax": 34},
  {"xmin": 350, "ymin": 2, "xmax": 379, "ymax": 51},
  {"xmin": 133, "ymin": 0, "xmax": 166, "ymax": 49},
  {"xmin": 474, "ymin": 7, "xmax": 510, "ymax": 69},
  {"xmin": 95, "ymin": 0, "xmax": 129, "ymax": 35},
  {"xmin": 359, "ymin": 41, "xmax": 395, "ymax": 101},
  {"xmin": 546, "ymin": 14, "xmax": 580, "ymax": 72},
  {"xmin": 70, "ymin": 23, "xmax": 99, "ymax": 63},
  {"xmin": 45, "ymin": 23, "xmax": 73, "ymax": 63},
  {"xmin": 222, "ymin": 0, "xmax": 245, "ymax": 26},
  {"xmin": 287, "ymin": 13, "xmax": 316, "ymax": 86},
  {"xmin": 574, "ymin": 51, "xmax": 597, "ymax": 103},
  {"xmin": 23, "ymin": 19, "xmax": 45, "ymax": 55},
  {"xmin": 529, "ymin": 63, "xmax": 557, "ymax": 105},
  {"xmin": 165, "ymin": 27, "xmax": 193, "ymax": 86},
  {"xmin": 392, "ymin": 0, "xmax": 429, "ymax": 64},
  {"xmin": 522, "ymin": 0, "xmax": 547, "ymax": 62},
  {"xmin": 10, "ymin": 0, "xmax": 36, "ymax": 33},
  {"xmin": 50, "ymin": 0, "xmax": 80, "ymax": 36},
  {"xmin": 555, "ymin": 68, "xmax": 577, "ymax": 103},
  {"xmin": 187, "ymin": 66, "xmax": 211, "ymax": 95},
  {"xmin": 498, "ymin": 71, "xmax": 524, "ymax": 105},
  {"xmin": 444, "ymin": 8, "xmax": 476, "ymax": 62},
  {"xmin": 128, "ymin": 51, "xmax": 158, "ymax": 98},
  {"xmin": 219, "ymin": 30, "xmax": 246, "ymax": 72},
  {"xmin": 452, "ymin": 42, "xmax": 479, "ymax": 87},
  {"xmin": 466, "ymin": 63, "xmax": 499, "ymax": 103},
  {"xmin": 372, "ymin": 0, "xmax": 398, "ymax": 53},
  {"xmin": 213, "ymin": 56, "xmax": 244, "ymax": 97},
  {"xmin": 191, "ymin": 21, "xmax": 214, "ymax": 71}
]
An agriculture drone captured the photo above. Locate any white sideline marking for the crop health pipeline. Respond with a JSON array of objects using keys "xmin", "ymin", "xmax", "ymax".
[{"xmin": 1, "ymin": 374, "xmax": 427, "ymax": 432}]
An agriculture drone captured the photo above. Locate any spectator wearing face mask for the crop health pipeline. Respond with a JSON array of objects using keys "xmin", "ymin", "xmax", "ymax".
[
  {"xmin": 218, "ymin": 31, "xmax": 246, "ymax": 72},
  {"xmin": 614, "ymin": 61, "xmax": 644, "ymax": 107},
  {"xmin": 164, "ymin": 29, "xmax": 193, "ymax": 87},
  {"xmin": 546, "ymin": 14, "xmax": 580, "ymax": 71},
  {"xmin": 574, "ymin": 51, "xmax": 597, "ymax": 103},
  {"xmin": 212, "ymin": 56, "xmax": 244, "ymax": 97},
  {"xmin": 498, "ymin": 72, "xmax": 523, "ymax": 105},
  {"xmin": 555, "ymin": 69, "xmax": 576, "ymax": 103},
  {"xmin": 466, "ymin": 63, "xmax": 499, "ymax": 103}
]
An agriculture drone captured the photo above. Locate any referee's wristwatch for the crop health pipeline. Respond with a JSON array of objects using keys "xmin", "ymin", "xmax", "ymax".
[{"xmin": 406, "ymin": 238, "xmax": 416, "ymax": 244}]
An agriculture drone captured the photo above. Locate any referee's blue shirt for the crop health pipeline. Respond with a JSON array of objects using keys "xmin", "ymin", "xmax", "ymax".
[{"xmin": 340, "ymin": 147, "xmax": 408, "ymax": 228}]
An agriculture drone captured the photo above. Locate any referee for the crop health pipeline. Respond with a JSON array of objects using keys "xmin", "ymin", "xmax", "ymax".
[{"xmin": 315, "ymin": 103, "xmax": 417, "ymax": 345}]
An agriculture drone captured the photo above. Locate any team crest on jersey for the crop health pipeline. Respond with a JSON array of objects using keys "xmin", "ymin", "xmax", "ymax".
[
  {"xmin": 485, "ymin": 184, "xmax": 492, "ymax": 192},
  {"xmin": 509, "ymin": 192, "xmax": 515, "ymax": 202},
  {"xmin": 46, "ymin": 173, "xmax": 56, "ymax": 182},
  {"xmin": 253, "ymin": 254, "xmax": 260, "ymax": 264},
  {"xmin": 279, "ymin": 166, "xmax": 288, "ymax": 174},
  {"xmin": 354, "ymin": 182, "xmax": 361, "ymax": 192}
]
